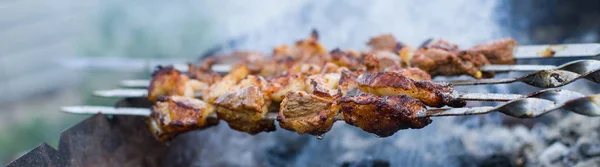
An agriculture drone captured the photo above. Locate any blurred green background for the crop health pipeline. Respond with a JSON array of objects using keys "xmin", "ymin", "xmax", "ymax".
[{"xmin": 0, "ymin": 0, "xmax": 302, "ymax": 164}]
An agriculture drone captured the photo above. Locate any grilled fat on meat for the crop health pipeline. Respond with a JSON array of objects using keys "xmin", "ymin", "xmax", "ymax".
[
  {"xmin": 356, "ymin": 71, "xmax": 465, "ymax": 107},
  {"xmin": 411, "ymin": 39, "xmax": 490, "ymax": 78},
  {"xmin": 147, "ymin": 66, "xmax": 207, "ymax": 102},
  {"xmin": 278, "ymin": 91, "xmax": 340, "ymax": 135},
  {"xmin": 213, "ymin": 75, "xmax": 276, "ymax": 134},
  {"xmin": 340, "ymin": 93, "xmax": 431, "ymax": 137},
  {"xmin": 205, "ymin": 65, "xmax": 250, "ymax": 102},
  {"xmin": 277, "ymin": 72, "xmax": 341, "ymax": 135},
  {"xmin": 188, "ymin": 61, "xmax": 222, "ymax": 85},
  {"xmin": 470, "ymin": 38, "xmax": 517, "ymax": 64},
  {"xmin": 142, "ymin": 32, "xmax": 521, "ymax": 141},
  {"xmin": 146, "ymin": 96, "xmax": 217, "ymax": 142}
]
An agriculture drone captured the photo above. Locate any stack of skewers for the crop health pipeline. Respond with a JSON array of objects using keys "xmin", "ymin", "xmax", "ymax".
[{"xmin": 63, "ymin": 31, "xmax": 600, "ymax": 142}]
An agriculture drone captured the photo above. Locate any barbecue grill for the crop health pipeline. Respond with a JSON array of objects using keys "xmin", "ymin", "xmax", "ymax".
[
  {"xmin": 6, "ymin": 1, "xmax": 600, "ymax": 167},
  {"xmin": 8, "ymin": 38, "xmax": 600, "ymax": 167}
]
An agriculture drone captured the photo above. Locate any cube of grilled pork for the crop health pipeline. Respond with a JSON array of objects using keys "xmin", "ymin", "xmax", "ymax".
[
  {"xmin": 215, "ymin": 107, "xmax": 276, "ymax": 134},
  {"xmin": 305, "ymin": 73, "xmax": 341, "ymax": 97},
  {"xmin": 338, "ymin": 70, "xmax": 359, "ymax": 96},
  {"xmin": 205, "ymin": 65, "xmax": 250, "ymax": 102},
  {"xmin": 293, "ymin": 30, "xmax": 328, "ymax": 61},
  {"xmin": 213, "ymin": 76, "xmax": 275, "ymax": 134},
  {"xmin": 188, "ymin": 61, "xmax": 222, "ymax": 85},
  {"xmin": 268, "ymin": 74, "xmax": 309, "ymax": 102},
  {"xmin": 419, "ymin": 38, "xmax": 459, "ymax": 51},
  {"xmin": 146, "ymin": 96, "xmax": 217, "ymax": 142},
  {"xmin": 356, "ymin": 71, "xmax": 466, "ymax": 107},
  {"xmin": 383, "ymin": 66, "xmax": 432, "ymax": 81},
  {"xmin": 366, "ymin": 34, "xmax": 404, "ymax": 53},
  {"xmin": 257, "ymin": 57, "xmax": 295, "ymax": 77},
  {"xmin": 363, "ymin": 51, "xmax": 402, "ymax": 73},
  {"xmin": 329, "ymin": 49, "xmax": 363, "ymax": 70},
  {"xmin": 410, "ymin": 39, "xmax": 490, "ymax": 78},
  {"xmin": 147, "ymin": 66, "xmax": 207, "ymax": 102},
  {"xmin": 288, "ymin": 63, "xmax": 323, "ymax": 75},
  {"xmin": 470, "ymin": 38, "xmax": 517, "ymax": 64},
  {"xmin": 340, "ymin": 93, "xmax": 431, "ymax": 137},
  {"xmin": 277, "ymin": 91, "xmax": 340, "ymax": 135}
]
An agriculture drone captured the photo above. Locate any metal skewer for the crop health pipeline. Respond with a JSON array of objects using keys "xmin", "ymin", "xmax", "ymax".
[
  {"xmin": 118, "ymin": 59, "xmax": 600, "ymax": 88},
  {"xmin": 93, "ymin": 84, "xmax": 586, "ymax": 103},
  {"xmin": 62, "ymin": 92, "xmax": 600, "ymax": 119},
  {"xmin": 449, "ymin": 68, "xmax": 600, "ymax": 87},
  {"xmin": 93, "ymin": 88, "xmax": 526, "ymax": 102},
  {"xmin": 424, "ymin": 94, "xmax": 600, "ymax": 118},
  {"xmin": 513, "ymin": 43, "xmax": 600, "ymax": 59}
]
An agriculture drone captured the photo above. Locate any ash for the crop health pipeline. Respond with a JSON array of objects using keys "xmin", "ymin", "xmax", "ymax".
[{"xmin": 170, "ymin": 0, "xmax": 600, "ymax": 166}]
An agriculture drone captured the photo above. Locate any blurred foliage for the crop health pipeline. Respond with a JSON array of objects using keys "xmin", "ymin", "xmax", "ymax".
[
  {"xmin": 81, "ymin": 1, "xmax": 218, "ymax": 59},
  {"xmin": 0, "ymin": 70, "xmax": 146, "ymax": 164},
  {"xmin": 0, "ymin": 115, "xmax": 87, "ymax": 164}
]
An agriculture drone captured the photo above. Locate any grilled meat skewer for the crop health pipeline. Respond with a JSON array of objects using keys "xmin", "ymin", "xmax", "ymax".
[{"xmin": 63, "ymin": 89, "xmax": 600, "ymax": 142}]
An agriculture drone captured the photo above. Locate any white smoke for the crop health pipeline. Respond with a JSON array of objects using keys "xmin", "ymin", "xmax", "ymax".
[{"xmin": 163, "ymin": 1, "xmax": 549, "ymax": 167}]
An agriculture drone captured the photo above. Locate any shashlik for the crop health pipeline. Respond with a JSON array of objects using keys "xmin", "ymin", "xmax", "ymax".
[{"xmin": 144, "ymin": 31, "xmax": 518, "ymax": 141}]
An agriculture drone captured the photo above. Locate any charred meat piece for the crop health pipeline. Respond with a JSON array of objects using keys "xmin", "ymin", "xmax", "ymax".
[
  {"xmin": 363, "ymin": 51, "xmax": 402, "ymax": 72},
  {"xmin": 305, "ymin": 73, "xmax": 341, "ymax": 97},
  {"xmin": 411, "ymin": 45, "xmax": 489, "ymax": 78},
  {"xmin": 188, "ymin": 63, "xmax": 222, "ymax": 85},
  {"xmin": 278, "ymin": 91, "xmax": 340, "ymax": 135},
  {"xmin": 215, "ymin": 107, "xmax": 275, "ymax": 134},
  {"xmin": 146, "ymin": 96, "xmax": 218, "ymax": 142},
  {"xmin": 338, "ymin": 70, "xmax": 359, "ymax": 96},
  {"xmin": 213, "ymin": 76, "xmax": 275, "ymax": 134},
  {"xmin": 204, "ymin": 65, "xmax": 250, "ymax": 102},
  {"xmin": 258, "ymin": 57, "xmax": 296, "ymax": 77},
  {"xmin": 340, "ymin": 94, "xmax": 431, "ymax": 137},
  {"xmin": 288, "ymin": 63, "xmax": 323, "ymax": 75},
  {"xmin": 147, "ymin": 66, "xmax": 207, "ymax": 102},
  {"xmin": 470, "ymin": 38, "xmax": 517, "ymax": 64},
  {"xmin": 329, "ymin": 49, "xmax": 363, "ymax": 70},
  {"xmin": 383, "ymin": 66, "xmax": 432, "ymax": 81},
  {"xmin": 367, "ymin": 34, "xmax": 405, "ymax": 53},
  {"xmin": 268, "ymin": 74, "xmax": 309, "ymax": 102},
  {"xmin": 356, "ymin": 71, "xmax": 465, "ymax": 107},
  {"xmin": 294, "ymin": 30, "xmax": 328, "ymax": 59},
  {"xmin": 420, "ymin": 38, "xmax": 459, "ymax": 51}
]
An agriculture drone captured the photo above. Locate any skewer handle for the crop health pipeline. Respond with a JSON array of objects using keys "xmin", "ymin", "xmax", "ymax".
[
  {"xmin": 62, "ymin": 106, "xmax": 151, "ymax": 116},
  {"xmin": 514, "ymin": 43, "xmax": 600, "ymax": 59}
]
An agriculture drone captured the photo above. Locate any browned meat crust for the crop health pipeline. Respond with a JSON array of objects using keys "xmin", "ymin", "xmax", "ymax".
[
  {"xmin": 148, "ymin": 66, "xmax": 206, "ymax": 102},
  {"xmin": 383, "ymin": 66, "xmax": 432, "ymax": 81},
  {"xmin": 188, "ymin": 63, "xmax": 222, "ymax": 85},
  {"xmin": 146, "ymin": 96, "xmax": 217, "ymax": 142},
  {"xmin": 329, "ymin": 48, "xmax": 362, "ymax": 70},
  {"xmin": 363, "ymin": 51, "xmax": 402, "ymax": 72},
  {"xmin": 215, "ymin": 107, "xmax": 275, "ymax": 134},
  {"xmin": 420, "ymin": 38, "xmax": 459, "ymax": 51},
  {"xmin": 340, "ymin": 94, "xmax": 431, "ymax": 137},
  {"xmin": 367, "ymin": 34, "xmax": 404, "ymax": 53},
  {"xmin": 470, "ymin": 38, "xmax": 517, "ymax": 64},
  {"xmin": 412, "ymin": 45, "xmax": 489, "ymax": 78},
  {"xmin": 205, "ymin": 65, "xmax": 250, "ymax": 102},
  {"xmin": 356, "ymin": 71, "xmax": 465, "ymax": 107},
  {"xmin": 144, "ymin": 32, "xmax": 522, "ymax": 141},
  {"xmin": 213, "ymin": 83, "xmax": 274, "ymax": 134},
  {"xmin": 338, "ymin": 70, "xmax": 360, "ymax": 96},
  {"xmin": 277, "ymin": 91, "xmax": 340, "ymax": 135}
]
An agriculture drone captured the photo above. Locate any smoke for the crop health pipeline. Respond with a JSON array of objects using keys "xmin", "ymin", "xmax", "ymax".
[
  {"xmin": 229, "ymin": 0, "xmax": 504, "ymax": 52},
  {"xmin": 156, "ymin": 1, "xmax": 552, "ymax": 167}
]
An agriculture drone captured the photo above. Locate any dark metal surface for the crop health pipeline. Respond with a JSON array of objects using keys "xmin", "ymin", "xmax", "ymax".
[
  {"xmin": 425, "ymin": 90, "xmax": 600, "ymax": 118},
  {"xmin": 450, "ymin": 59, "xmax": 600, "ymax": 87},
  {"xmin": 6, "ymin": 98, "xmax": 169, "ymax": 167},
  {"xmin": 5, "ymin": 143, "xmax": 64, "ymax": 167}
]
